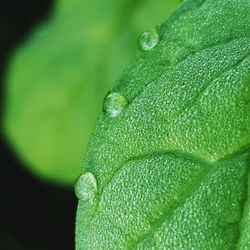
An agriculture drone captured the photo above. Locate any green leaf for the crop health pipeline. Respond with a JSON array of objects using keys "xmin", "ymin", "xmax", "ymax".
[
  {"xmin": 4, "ymin": 0, "xmax": 180, "ymax": 185},
  {"xmin": 75, "ymin": 0, "xmax": 250, "ymax": 249}
]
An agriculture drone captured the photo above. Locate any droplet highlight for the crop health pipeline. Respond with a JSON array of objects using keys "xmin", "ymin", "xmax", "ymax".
[
  {"xmin": 74, "ymin": 172, "xmax": 97, "ymax": 201},
  {"xmin": 139, "ymin": 30, "xmax": 159, "ymax": 51},
  {"xmin": 103, "ymin": 92, "xmax": 127, "ymax": 117}
]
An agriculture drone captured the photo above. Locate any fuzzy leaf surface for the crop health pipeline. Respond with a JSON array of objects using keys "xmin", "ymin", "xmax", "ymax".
[{"xmin": 76, "ymin": 0, "xmax": 250, "ymax": 249}]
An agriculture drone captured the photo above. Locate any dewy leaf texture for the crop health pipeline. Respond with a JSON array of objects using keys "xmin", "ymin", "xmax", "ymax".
[
  {"xmin": 4, "ymin": 0, "xmax": 180, "ymax": 185},
  {"xmin": 76, "ymin": 0, "xmax": 250, "ymax": 248}
]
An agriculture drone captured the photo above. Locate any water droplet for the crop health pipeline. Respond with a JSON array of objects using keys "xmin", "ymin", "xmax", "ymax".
[
  {"xmin": 74, "ymin": 172, "xmax": 97, "ymax": 201},
  {"xmin": 204, "ymin": 89, "xmax": 209, "ymax": 96},
  {"xmin": 103, "ymin": 92, "xmax": 127, "ymax": 117},
  {"xmin": 139, "ymin": 30, "xmax": 159, "ymax": 51}
]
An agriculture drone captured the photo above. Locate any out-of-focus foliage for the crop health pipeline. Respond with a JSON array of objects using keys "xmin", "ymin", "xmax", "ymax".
[
  {"xmin": 75, "ymin": 0, "xmax": 250, "ymax": 248},
  {"xmin": 4, "ymin": 0, "xmax": 181, "ymax": 185}
]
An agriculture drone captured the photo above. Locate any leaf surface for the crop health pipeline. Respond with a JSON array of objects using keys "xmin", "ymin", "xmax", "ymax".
[{"xmin": 76, "ymin": 0, "xmax": 250, "ymax": 248}]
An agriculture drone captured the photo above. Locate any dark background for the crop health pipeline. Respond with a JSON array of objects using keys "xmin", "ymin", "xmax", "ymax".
[{"xmin": 0, "ymin": 1, "xmax": 76, "ymax": 249}]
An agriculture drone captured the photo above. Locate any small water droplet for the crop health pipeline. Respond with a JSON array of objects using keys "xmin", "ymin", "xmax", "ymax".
[
  {"xmin": 74, "ymin": 172, "xmax": 97, "ymax": 201},
  {"xmin": 139, "ymin": 29, "xmax": 159, "ymax": 51},
  {"xmin": 103, "ymin": 92, "xmax": 127, "ymax": 117},
  {"xmin": 204, "ymin": 89, "xmax": 209, "ymax": 96}
]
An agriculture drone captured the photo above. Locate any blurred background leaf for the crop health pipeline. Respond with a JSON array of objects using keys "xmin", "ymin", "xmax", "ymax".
[{"xmin": 4, "ymin": 0, "xmax": 181, "ymax": 185}]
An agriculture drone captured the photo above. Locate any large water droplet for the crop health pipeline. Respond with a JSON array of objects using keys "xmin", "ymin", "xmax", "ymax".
[
  {"xmin": 103, "ymin": 92, "xmax": 127, "ymax": 117},
  {"xmin": 74, "ymin": 172, "xmax": 97, "ymax": 201},
  {"xmin": 139, "ymin": 30, "xmax": 159, "ymax": 51}
]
